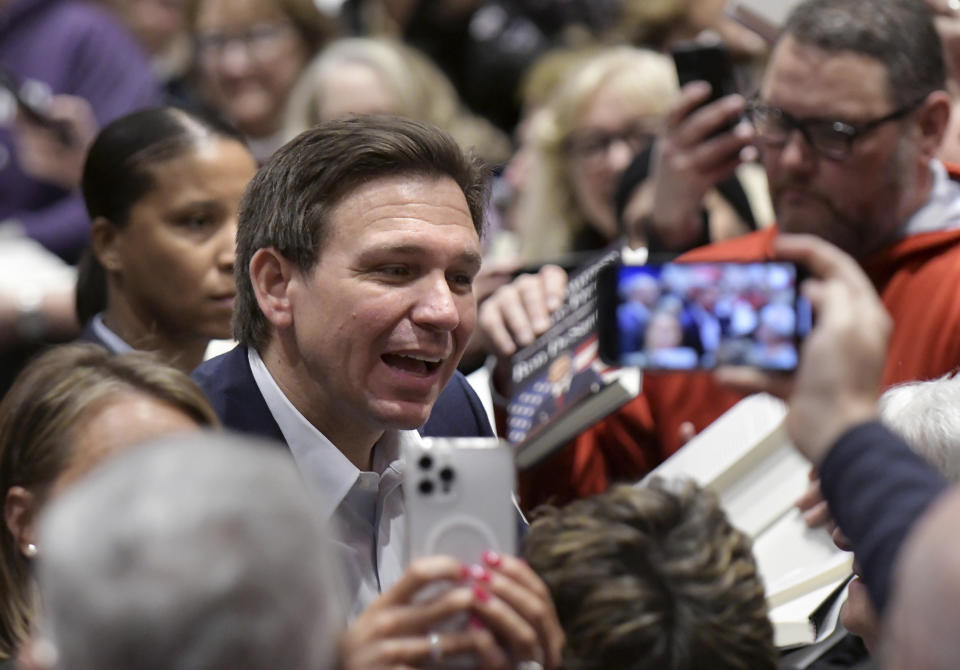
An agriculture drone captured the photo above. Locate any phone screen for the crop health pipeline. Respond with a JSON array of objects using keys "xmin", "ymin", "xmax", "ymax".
[{"xmin": 598, "ymin": 261, "xmax": 811, "ymax": 371}]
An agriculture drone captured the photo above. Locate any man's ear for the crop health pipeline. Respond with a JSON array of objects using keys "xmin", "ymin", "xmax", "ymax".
[
  {"xmin": 90, "ymin": 216, "xmax": 122, "ymax": 272},
  {"xmin": 915, "ymin": 90, "xmax": 952, "ymax": 161},
  {"xmin": 249, "ymin": 247, "xmax": 297, "ymax": 330},
  {"xmin": 4, "ymin": 486, "xmax": 38, "ymax": 555}
]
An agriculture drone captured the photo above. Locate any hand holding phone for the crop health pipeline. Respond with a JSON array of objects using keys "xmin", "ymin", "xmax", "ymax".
[
  {"xmin": 598, "ymin": 260, "xmax": 810, "ymax": 371},
  {"xmin": 641, "ymin": 40, "xmax": 754, "ymax": 251},
  {"xmin": 0, "ymin": 67, "xmax": 74, "ymax": 146},
  {"xmin": 402, "ymin": 438, "xmax": 565, "ymax": 670}
]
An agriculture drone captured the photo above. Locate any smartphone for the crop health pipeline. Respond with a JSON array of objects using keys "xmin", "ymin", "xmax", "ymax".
[
  {"xmin": 0, "ymin": 67, "xmax": 73, "ymax": 145},
  {"xmin": 403, "ymin": 438, "xmax": 517, "ymax": 668},
  {"xmin": 671, "ymin": 40, "xmax": 739, "ymax": 136},
  {"xmin": 597, "ymin": 260, "xmax": 811, "ymax": 371},
  {"xmin": 672, "ymin": 40, "xmax": 738, "ymax": 102},
  {"xmin": 404, "ymin": 437, "xmax": 517, "ymax": 564}
]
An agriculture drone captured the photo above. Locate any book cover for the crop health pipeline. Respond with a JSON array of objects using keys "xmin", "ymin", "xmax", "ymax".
[{"xmin": 506, "ymin": 249, "xmax": 641, "ymax": 470}]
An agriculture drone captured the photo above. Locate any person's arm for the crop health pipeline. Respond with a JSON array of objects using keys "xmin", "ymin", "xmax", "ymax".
[
  {"xmin": 639, "ymin": 82, "xmax": 755, "ymax": 251},
  {"xmin": 818, "ymin": 421, "xmax": 948, "ymax": 614}
]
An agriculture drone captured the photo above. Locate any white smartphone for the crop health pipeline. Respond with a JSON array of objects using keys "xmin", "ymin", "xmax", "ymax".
[{"xmin": 403, "ymin": 437, "xmax": 517, "ymax": 565}]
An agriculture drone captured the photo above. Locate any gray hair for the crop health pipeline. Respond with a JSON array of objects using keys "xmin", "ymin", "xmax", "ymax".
[
  {"xmin": 34, "ymin": 432, "xmax": 345, "ymax": 670},
  {"xmin": 878, "ymin": 373, "xmax": 960, "ymax": 482},
  {"xmin": 783, "ymin": 0, "xmax": 945, "ymax": 108}
]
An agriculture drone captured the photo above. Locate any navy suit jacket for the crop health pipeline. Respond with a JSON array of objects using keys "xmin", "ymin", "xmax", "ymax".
[{"xmin": 191, "ymin": 345, "xmax": 494, "ymax": 443}]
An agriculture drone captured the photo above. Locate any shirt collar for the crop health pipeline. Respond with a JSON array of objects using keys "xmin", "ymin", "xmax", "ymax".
[
  {"xmin": 247, "ymin": 348, "xmax": 410, "ymax": 519},
  {"xmin": 899, "ymin": 159, "xmax": 960, "ymax": 237},
  {"xmin": 91, "ymin": 313, "xmax": 135, "ymax": 354}
]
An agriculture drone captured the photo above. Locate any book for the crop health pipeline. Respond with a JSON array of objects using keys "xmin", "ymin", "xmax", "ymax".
[
  {"xmin": 507, "ymin": 248, "xmax": 642, "ymax": 470},
  {"xmin": 641, "ymin": 393, "xmax": 853, "ymax": 648}
]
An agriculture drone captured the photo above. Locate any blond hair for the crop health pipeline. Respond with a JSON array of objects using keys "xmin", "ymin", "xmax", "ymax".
[
  {"xmin": 284, "ymin": 37, "xmax": 511, "ymax": 165},
  {"xmin": 516, "ymin": 46, "xmax": 677, "ymax": 262}
]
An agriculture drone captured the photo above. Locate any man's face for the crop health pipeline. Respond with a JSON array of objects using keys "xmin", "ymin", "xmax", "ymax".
[
  {"xmin": 285, "ymin": 174, "xmax": 481, "ymax": 441},
  {"xmin": 759, "ymin": 36, "xmax": 921, "ymax": 258}
]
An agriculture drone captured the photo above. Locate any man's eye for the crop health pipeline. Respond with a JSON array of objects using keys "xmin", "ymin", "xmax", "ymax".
[
  {"xmin": 378, "ymin": 266, "xmax": 410, "ymax": 277},
  {"xmin": 178, "ymin": 215, "xmax": 212, "ymax": 229},
  {"xmin": 450, "ymin": 273, "xmax": 475, "ymax": 291}
]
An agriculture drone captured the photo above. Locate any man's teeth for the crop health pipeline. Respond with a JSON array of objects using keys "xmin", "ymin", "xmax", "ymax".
[{"xmin": 401, "ymin": 354, "xmax": 443, "ymax": 363}]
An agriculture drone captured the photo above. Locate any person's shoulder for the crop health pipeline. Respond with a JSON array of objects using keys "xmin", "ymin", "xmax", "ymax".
[
  {"xmin": 422, "ymin": 371, "xmax": 494, "ymax": 438},
  {"xmin": 677, "ymin": 228, "xmax": 777, "ymax": 262},
  {"xmin": 191, "ymin": 345, "xmax": 248, "ymax": 388}
]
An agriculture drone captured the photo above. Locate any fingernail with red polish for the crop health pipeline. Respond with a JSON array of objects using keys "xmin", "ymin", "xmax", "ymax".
[
  {"xmin": 473, "ymin": 584, "xmax": 490, "ymax": 603},
  {"xmin": 469, "ymin": 564, "xmax": 491, "ymax": 582},
  {"xmin": 459, "ymin": 564, "xmax": 471, "ymax": 580},
  {"xmin": 482, "ymin": 550, "xmax": 502, "ymax": 567},
  {"xmin": 469, "ymin": 615, "xmax": 485, "ymax": 630}
]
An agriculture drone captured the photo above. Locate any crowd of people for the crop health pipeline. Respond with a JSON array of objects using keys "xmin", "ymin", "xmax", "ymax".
[{"xmin": 4, "ymin": 0, "xmax": 960, "ymax": 668}]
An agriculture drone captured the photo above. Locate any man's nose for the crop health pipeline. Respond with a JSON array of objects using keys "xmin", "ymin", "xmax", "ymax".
[
  {"xmin": 412, "ymin": 274, "xmax": 461, "ymax": 331},
  {"xmin": 779, "ymin": 128, "xmax": 817, "ymax": 173}
]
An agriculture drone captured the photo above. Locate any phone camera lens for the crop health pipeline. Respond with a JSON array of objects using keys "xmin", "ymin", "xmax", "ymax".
[
  {"xmin": 418, "ymin": 479, "xmax": 434, "ymax": 495},
  {"xmin": 418, "ymin": 455, "xmax": 433, "ymax": 470},
  {"xmin": 439, "ymin": 467, "xmax": 455, "ymax": 482}
]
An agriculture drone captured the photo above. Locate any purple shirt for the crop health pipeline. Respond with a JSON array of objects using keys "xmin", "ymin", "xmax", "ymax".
[{"xmin": 0, "ymin": 0, "xmax": 161, "ymax": 263}]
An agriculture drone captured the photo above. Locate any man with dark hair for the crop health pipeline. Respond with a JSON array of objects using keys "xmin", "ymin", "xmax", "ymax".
[
  {"xmin": 193, "ymin": 116, "xmax": 564, "ymax": 670},
  {"xmin": 524, "ymin": 480, "xmax": 777, "ymax": 670},
  {"xmin": 479, "ymin": 0, "xmax": 960, "ymax": 509}
]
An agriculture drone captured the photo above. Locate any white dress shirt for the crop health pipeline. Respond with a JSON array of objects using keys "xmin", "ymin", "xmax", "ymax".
[{"xmin": 248, "ymin": 348, "xmax": 412, "ymax": 617}]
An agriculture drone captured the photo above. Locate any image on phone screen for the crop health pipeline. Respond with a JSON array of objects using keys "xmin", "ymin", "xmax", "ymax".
[{"xmin": 599, "ymin": 261, "xmax": 810, "ymax": 371}]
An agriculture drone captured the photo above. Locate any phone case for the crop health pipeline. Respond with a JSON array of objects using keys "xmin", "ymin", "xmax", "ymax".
[{"xmin": 403, "ymin": 437, "xmax": 517, "ymax": 565}]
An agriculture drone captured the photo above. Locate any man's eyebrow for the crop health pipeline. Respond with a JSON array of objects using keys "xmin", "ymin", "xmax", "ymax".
[{"xmin": 359, "ymin": 244, "xmax": 483, "ymax": 268}]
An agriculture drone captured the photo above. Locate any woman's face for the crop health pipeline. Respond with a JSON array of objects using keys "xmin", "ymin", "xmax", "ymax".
[
  {"xmin": 110, "ymin": 137, "xmax": 257, "ymax": 344},
  {"xmin": 194, "ymin": 0, "xmax": 310, "ymax": 137},
  {"xmin": 565, "ymin": 78, "xmax": 659, "ymax": 241}
]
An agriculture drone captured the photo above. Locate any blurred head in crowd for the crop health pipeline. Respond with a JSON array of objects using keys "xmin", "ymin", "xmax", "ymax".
[
  {"xmin": 0, "ymin": 343, "xmax": 217, "ymax": 661},
  {"xmin": 284, "ymin": 37, "xmax": 510, "ymax": 165},
  {"xmin": 29, "ymin": 433, "xmax": 343, "ymax": 670},
  {"xmin": 78, "ymin": 107, "xmax": 257, "ymax": 373},
  {"xmin": 755, "ymin": 0, "xmax": 949, "ymax": 258},
  {"xmin": 839, "ymin": 372, "xmax": 960, "ymax": 653},
  {"xmin": 186, "ymin": 0, "xmax": 336, "ymax": 152},
  {"xmin": 516, "ymin": 47, "xmax": 677, "ymax": 262},
  {"xmin": 524, "ymin": 480, "xmax": 777, "ymax": 670}
]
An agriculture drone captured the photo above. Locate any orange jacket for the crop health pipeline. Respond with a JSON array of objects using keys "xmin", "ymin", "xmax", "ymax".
[{"xmin": 519, "ymin": 182, "xmax": 960, "ymax": 511}]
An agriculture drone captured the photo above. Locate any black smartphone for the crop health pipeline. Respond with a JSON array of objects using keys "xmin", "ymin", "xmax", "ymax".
[
  {"xmin": 0, "ymin": 67, "xmax": 73, "ymax": 145},
  {"xmin": 671, "ymin": 41, "xmax": 739, "ymax": 135},
  {"xmin": 597, "ymin": 260, "xmax": 811, "ymax": 371}
]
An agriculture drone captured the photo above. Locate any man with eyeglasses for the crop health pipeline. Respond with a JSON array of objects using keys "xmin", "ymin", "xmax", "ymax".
[
  {"xmin": 477, "ymin": 0, "xmax": 960, "ymax": 510},
  {"xmin": 639, "ymin": 0, "xmax": 960, "ymax": 458}
]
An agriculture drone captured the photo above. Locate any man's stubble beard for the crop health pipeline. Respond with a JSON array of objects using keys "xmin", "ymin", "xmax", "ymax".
[{"xmin": 774, "ymin": 137, "xmax": 915, "ymax": 259}]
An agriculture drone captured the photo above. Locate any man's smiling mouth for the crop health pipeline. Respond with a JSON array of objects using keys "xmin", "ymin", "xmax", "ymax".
[{"xmin": 382, "ymin": 353, "xmax": 444, "ymax": 376}]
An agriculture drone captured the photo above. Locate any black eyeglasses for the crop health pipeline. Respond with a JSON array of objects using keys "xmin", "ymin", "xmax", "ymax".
[{"xmin": 746, "ymin": 98, "xmax": 925, "ymax": 160}]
